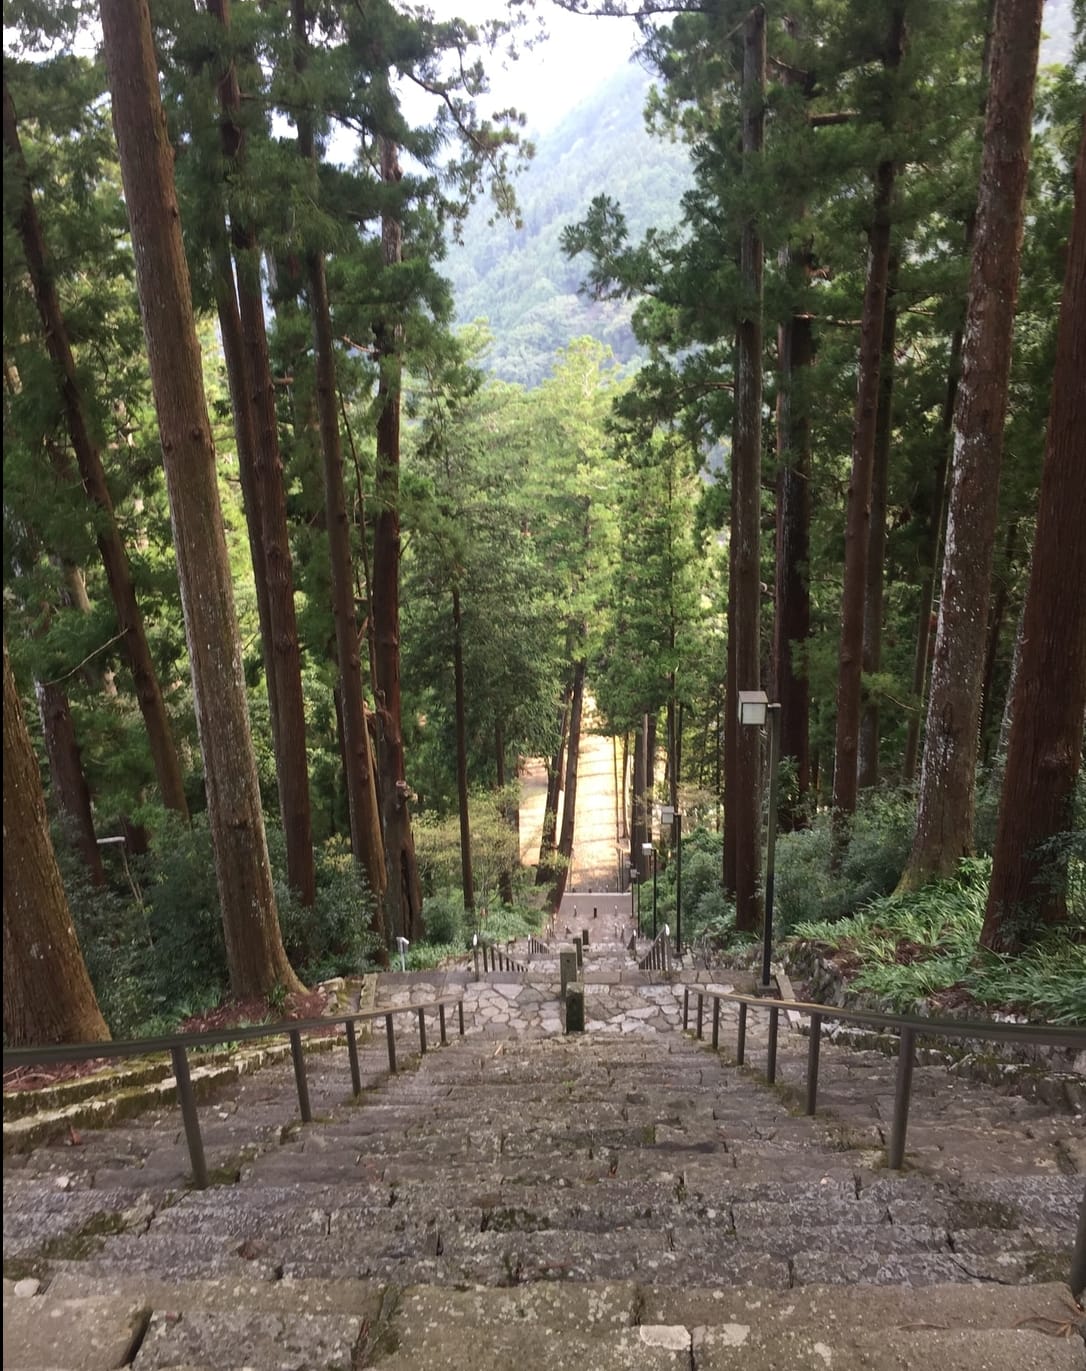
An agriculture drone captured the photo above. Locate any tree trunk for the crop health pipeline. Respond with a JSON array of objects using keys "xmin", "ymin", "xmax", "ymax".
[
  {"xmin": 536, "ymin": 688, "xmax": 569, "ymax": 882},
  {"xmin": 291, "ymin": 0, "xmax": 387, "ymax": 935},
  {"xmin": 4, "ymin": 640, "xmax": 110, "ymax": 1046},
  {"xmin": 631, "ymin": 716, "xmax": 646, "ymax": 880},
  {"xmin": 452, "ymin": 587, "xmax": 475, "ymax": 913},
  {"xmin": 723, "ymin": 486, "xmax": 738, "ymax": 895},
  {"xmin": 774, "ymin": 251, "xmax": 813, "ymax": 829},
  {"xmin": 832, "ymin": 6, "xmax": 904, "ymax": 833},
  {"xmin": 496, "ymin": 720, "xmax": 514, "ymax": 905},
  {"xmin": 732, "ymin": 5, "xmax": 766, "ymax": 932},
  {"xmin": 549, "ymin": 658, "xmax": 586, "ymax": 911},
  {"xmin": 902, "ymin": 342, "xmax": 957, "ymax": 784},
  {"xmin": 982, "ymin": 119, "xmax": 1086, "ymax": 951},
  {"xmin": 35, "ymin": 677, "xmax": 105, "ymax": 887},
  {"xmin": 901, "ymin": 0, "xmax": 1044, "ymax": 888},
  {"xmin": 3, "ymin": 76, "xmax": 189, "ymax": 820},
  {"xmin": 372, "ymin": 133, "xmax": 422, "ymax": 943},
  {"xmin": 858, "ymin": 256, "xmax": 899, "ymax": 790},
  {"xmin": 208, "ymin": 0, "xmax": 316, "ymax": 908},
  {"xmin": 100, "ymin": 0, "xmax": 301, "ymax": 997},
  {"xmin": 978, "ymin": 519, "xmax": 1018, "ymax": 760}
]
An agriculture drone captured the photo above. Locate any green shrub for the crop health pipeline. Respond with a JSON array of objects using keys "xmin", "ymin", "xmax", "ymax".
[
  {"xmin": 421, "ymin": 890, "xmax": 465, "ymax": 945},
  {"xmin": 774, "ymin": 789, "xmax": 914, "ymax": 930},
  {"xmin": 273, "ymin": 834, "xmax": 381, "ymax": 980}
]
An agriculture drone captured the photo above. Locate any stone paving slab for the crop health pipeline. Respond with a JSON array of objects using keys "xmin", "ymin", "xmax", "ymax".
[
  {"xmin": 3, "ymin": 1295, "xmax": 147, "ymax": 1370},
  {"xmin": 133, "ymin": 1309, "xmax": 364, "ymax": 1370}
]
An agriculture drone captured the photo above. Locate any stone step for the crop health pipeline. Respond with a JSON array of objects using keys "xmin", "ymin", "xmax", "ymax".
[{"xmin": 6, "ymin": 1278, "xmax": 1079, "ymax": 1371}]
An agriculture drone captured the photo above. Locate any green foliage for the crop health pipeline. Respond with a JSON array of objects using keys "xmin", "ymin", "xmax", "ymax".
[
  {"xmin": 272, "ymin": 835, "xmax": 382, "ymax": 983},
  {"xmin": 790, "ymin": 858, "xmax": 1086, "ymax": 1024},
  {"xmin": 774, "ymin": 791, "xmax": 915, "ymax": 930},
  {"xmin": 420, "ymin": 890, "xmax": 465, "ymax": 946}
]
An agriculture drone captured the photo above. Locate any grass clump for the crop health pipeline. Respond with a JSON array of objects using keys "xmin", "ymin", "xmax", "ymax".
[{"xmin": 790, "ymin": 857, "xmax": 1086, "ymax": 1024}]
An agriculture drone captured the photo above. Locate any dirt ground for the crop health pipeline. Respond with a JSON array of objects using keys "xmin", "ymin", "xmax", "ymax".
[{"xmin": 518, "ymin": 701, "xmax": 625, "ymax": 891}]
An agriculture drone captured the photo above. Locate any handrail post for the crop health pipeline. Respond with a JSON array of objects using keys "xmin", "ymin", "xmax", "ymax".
[
  {"xmin": 805, "ymin": 1014, "xmax": 822, "ymax": 1116},
  {"xmin": 385, "ymin": 1013, "xmax": 397, "ymax": 1074},
  {"xmin": 683, "ymin": 987, "xmax": 690, "ymax": 1031},
  {"xmin": 346, "ymin": 1021, "xmax": 363, "ymax": 1096},
  {"xmin": 1070, "ymin": 1186, "xmax": 1086, "ymax": 1299},
  {"xmin": 439, "ymin": 1002, "xmax": 448, "ymax": 1046},
  {"xmin": 170, "ymin": 1045, "xmax": 208, "ymax": 1190},
  {"xmin": 458, "ymin": 999, "xmax": 465, "ymax": 1036},
  {"xmin": 473, "ymin": 946, "xmax": 481, "ymax": 981},
  {"xmin": 696, "ymin": 993, "xmax": 704, "ymax": 1040},
  {"xmin": 737, "ymin": 1002, "xmax": 747, "ymax": 1065},
  {"xmin": 712, "ymin": 997, "xmax": 721, "ymax": 1050},
  {"xmin": 888, "ymin": 1026, "xmax": 916, "ymax": 1169},
  {"xmin": 767, "ymin": 1007, "xmax": 779, "ymax": 1085},
  {"xmin": 418, "ymin": 1006, "xmax": 428, "ymax": 1054},
  {"xmin": 289, "ymin": 1030, "xmax": 312, "ymax": 1123}
]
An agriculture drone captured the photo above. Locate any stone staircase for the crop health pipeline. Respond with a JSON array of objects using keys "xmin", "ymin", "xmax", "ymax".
[{"xmin": 4, "ymin": 936, "xmax": 1084, "ymax": 1369}]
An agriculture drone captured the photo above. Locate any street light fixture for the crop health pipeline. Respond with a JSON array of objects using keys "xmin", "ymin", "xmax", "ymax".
[
  {"xmin": 737, "ymin": 689, "xmax": 781, "ymax": 990},
  {"xmin": 660, "ymin": 804, "xmax": 683, "ymax": 956},
  {"xmin": 629, "ymin": 864, "xmax": 639, "ymax": 936},
  {"xmin": 641, "ymin": 841, "xmax": 658, "ymax": 938}
]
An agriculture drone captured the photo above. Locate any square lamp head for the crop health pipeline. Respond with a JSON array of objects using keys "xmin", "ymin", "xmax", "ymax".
[
  {"xmin": 738, "ymin": 690, "xmax": 770, "ymax": 727},
  {"xmin": 641, "ymin": 842, "xmax": 653, "ymax": 857}
]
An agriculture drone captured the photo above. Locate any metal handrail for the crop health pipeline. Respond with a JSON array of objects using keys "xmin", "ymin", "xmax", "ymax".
[
  {"xmin": 638, "ymin": 925, "xmax": 672, "ymax": 973},
  {"xmin": 676, "ymin": 982, "xmax": 1086, "ymax": 1298},
  {"xmin": 2, "ymin": 993, "xmax": 466, "ymax": 1191},
  {"xmin": 473, "ymin": 940, "xmax": 526, "ymax": 976}
]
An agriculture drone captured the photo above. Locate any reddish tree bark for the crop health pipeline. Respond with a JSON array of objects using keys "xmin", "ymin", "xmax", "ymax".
[
  {"xmin": 291, "ymin": 0, "xmax": 387, "ymax": 938},
  {"xmin": 549, "ymin": 658, "xmax": 586, "ymax": 911},
  {"xmin": 858, "ymin": 258, "xmax": 899, "ymax": 790},
  {"xmin": 100, "ymin": 0, "xmax": 301, "ymax": 997},
  {"xmin": 902, "ymin": 0, "xmax": 1044, "ymax": 887},
  {"xmin": 832, "ymin": 5, "xmax": 905, "ymax": 830},
  {"xmin": 730, "ymin": 5, "xmax": 766, "ymax": 932},
  {"xmin": 372, "ymin": 133, "xmax": 423, "ymax": 943},
  {"xmin": 35, "ymin": 677, "xmax": 105, "ymax": 887},
  {"xmin": 982, "ymin": 119, "xmax": 1086, "ymax": 950},
  {"xmin": 4, "ymin": 640, "xmax": 110, "ymax": 1046},
  {"xmin": 207, "ymin": 0, "xmax": 317, "ymax": 907}
]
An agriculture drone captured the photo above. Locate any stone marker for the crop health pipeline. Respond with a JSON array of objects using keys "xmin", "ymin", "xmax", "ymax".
[
  {"xmin": 564, "ymin": 981, "xmax": 586, "ymax": 1033},
  {"xmin": 559, "ymin": 948, "xmax": 578, "ymax": 997}
]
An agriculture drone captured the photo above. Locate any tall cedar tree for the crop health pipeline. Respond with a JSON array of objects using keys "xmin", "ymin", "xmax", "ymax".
[
  {"xmin": 901, "ymin": 0, "xmax": 1044, "ymax": 887},
  {"xmin": 3, "ymin": 639, "xmax": 110, "ymax": 1046},
  {"xmin": 731, "ymin": 5, "xmax": 767, "ymax": 933},
  {"xmin": 373, "ymin": 133, "xmax": 424, "ymax": 942},
  {"xmin": 99, "ymin": 0, "xmax": 302, "ymax": 997},
  {"xmin": 35, "ymin": 673, "xmax": 105, "ymax": 886},
  {"xmin": 289, "ymin": 0, "xmax": 389, "ymax": 936},
  {"xmin": 831, "ymin": 5, "xmax": 905, "ymax": 830},
  {"xmin": 982, "ymin": 118, "xmax": 1086, "ymax": 951},
  {"xmin": 207, "ymin": 0, "xmax": 317, "ymax": 908},
  {"xmin": 3, "ymin": 77, "xmax": 189, "ymax": 821}
]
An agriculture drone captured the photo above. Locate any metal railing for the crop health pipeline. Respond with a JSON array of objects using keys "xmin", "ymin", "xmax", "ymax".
[
  {"xmin": 638, "ymin": 925, "xmax": 673, "ymax": 973},
  {"xmin": 473, "ymin": 941, "xmax": 526, "ymax": 976},
  {"xmin": 676, "ymin": 982, "xmax": 1086, "ymax": 1298},
  {"xmin": 527, "ymin": 936, "xmax": 550, "ymax": 957},
  {"xmin": 2, "ymin": 993, "xmax": 465, "ymax": 1192}
]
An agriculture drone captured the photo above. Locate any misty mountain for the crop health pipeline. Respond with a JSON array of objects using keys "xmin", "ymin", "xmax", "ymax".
[{"xmin": 441, "ymin": 62, "xmax": 691, "ymax": 386}]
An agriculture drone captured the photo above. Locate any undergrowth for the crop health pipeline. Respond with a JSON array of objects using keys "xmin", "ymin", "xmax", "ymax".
[{"xmin": 790, "ymin": 857, "xmax": 1086, "ymax": 1024}]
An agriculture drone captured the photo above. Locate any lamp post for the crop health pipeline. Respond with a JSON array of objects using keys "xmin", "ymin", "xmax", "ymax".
[
  {"xmin": 629, "ymin": 865, "xmax": 638, "ymax": 936},
  {"xmin": 661, "ymin": 805, "xmax": 683, "ymax": 955},
  {"xmin": 737, "ymin": 690, "xmax": 781, "ymax": 990},
  {"xmin": 641, "ymin": 841, "xmax": 658, "ymax": 938}
]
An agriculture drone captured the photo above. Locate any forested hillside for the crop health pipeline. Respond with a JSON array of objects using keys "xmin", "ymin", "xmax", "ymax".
[
  {"xmin": 442, "ymin": 61, "xmax": 691, "ymax": 384},
  {"xmin": 3, "ymin": 0, "xmax": 1083, "ymax": 1049}
]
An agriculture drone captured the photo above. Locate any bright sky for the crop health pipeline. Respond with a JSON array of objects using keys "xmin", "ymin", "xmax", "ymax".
[{"xmin": 420, "ymin": 1, "xmax": 644, "ymax": 133}]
